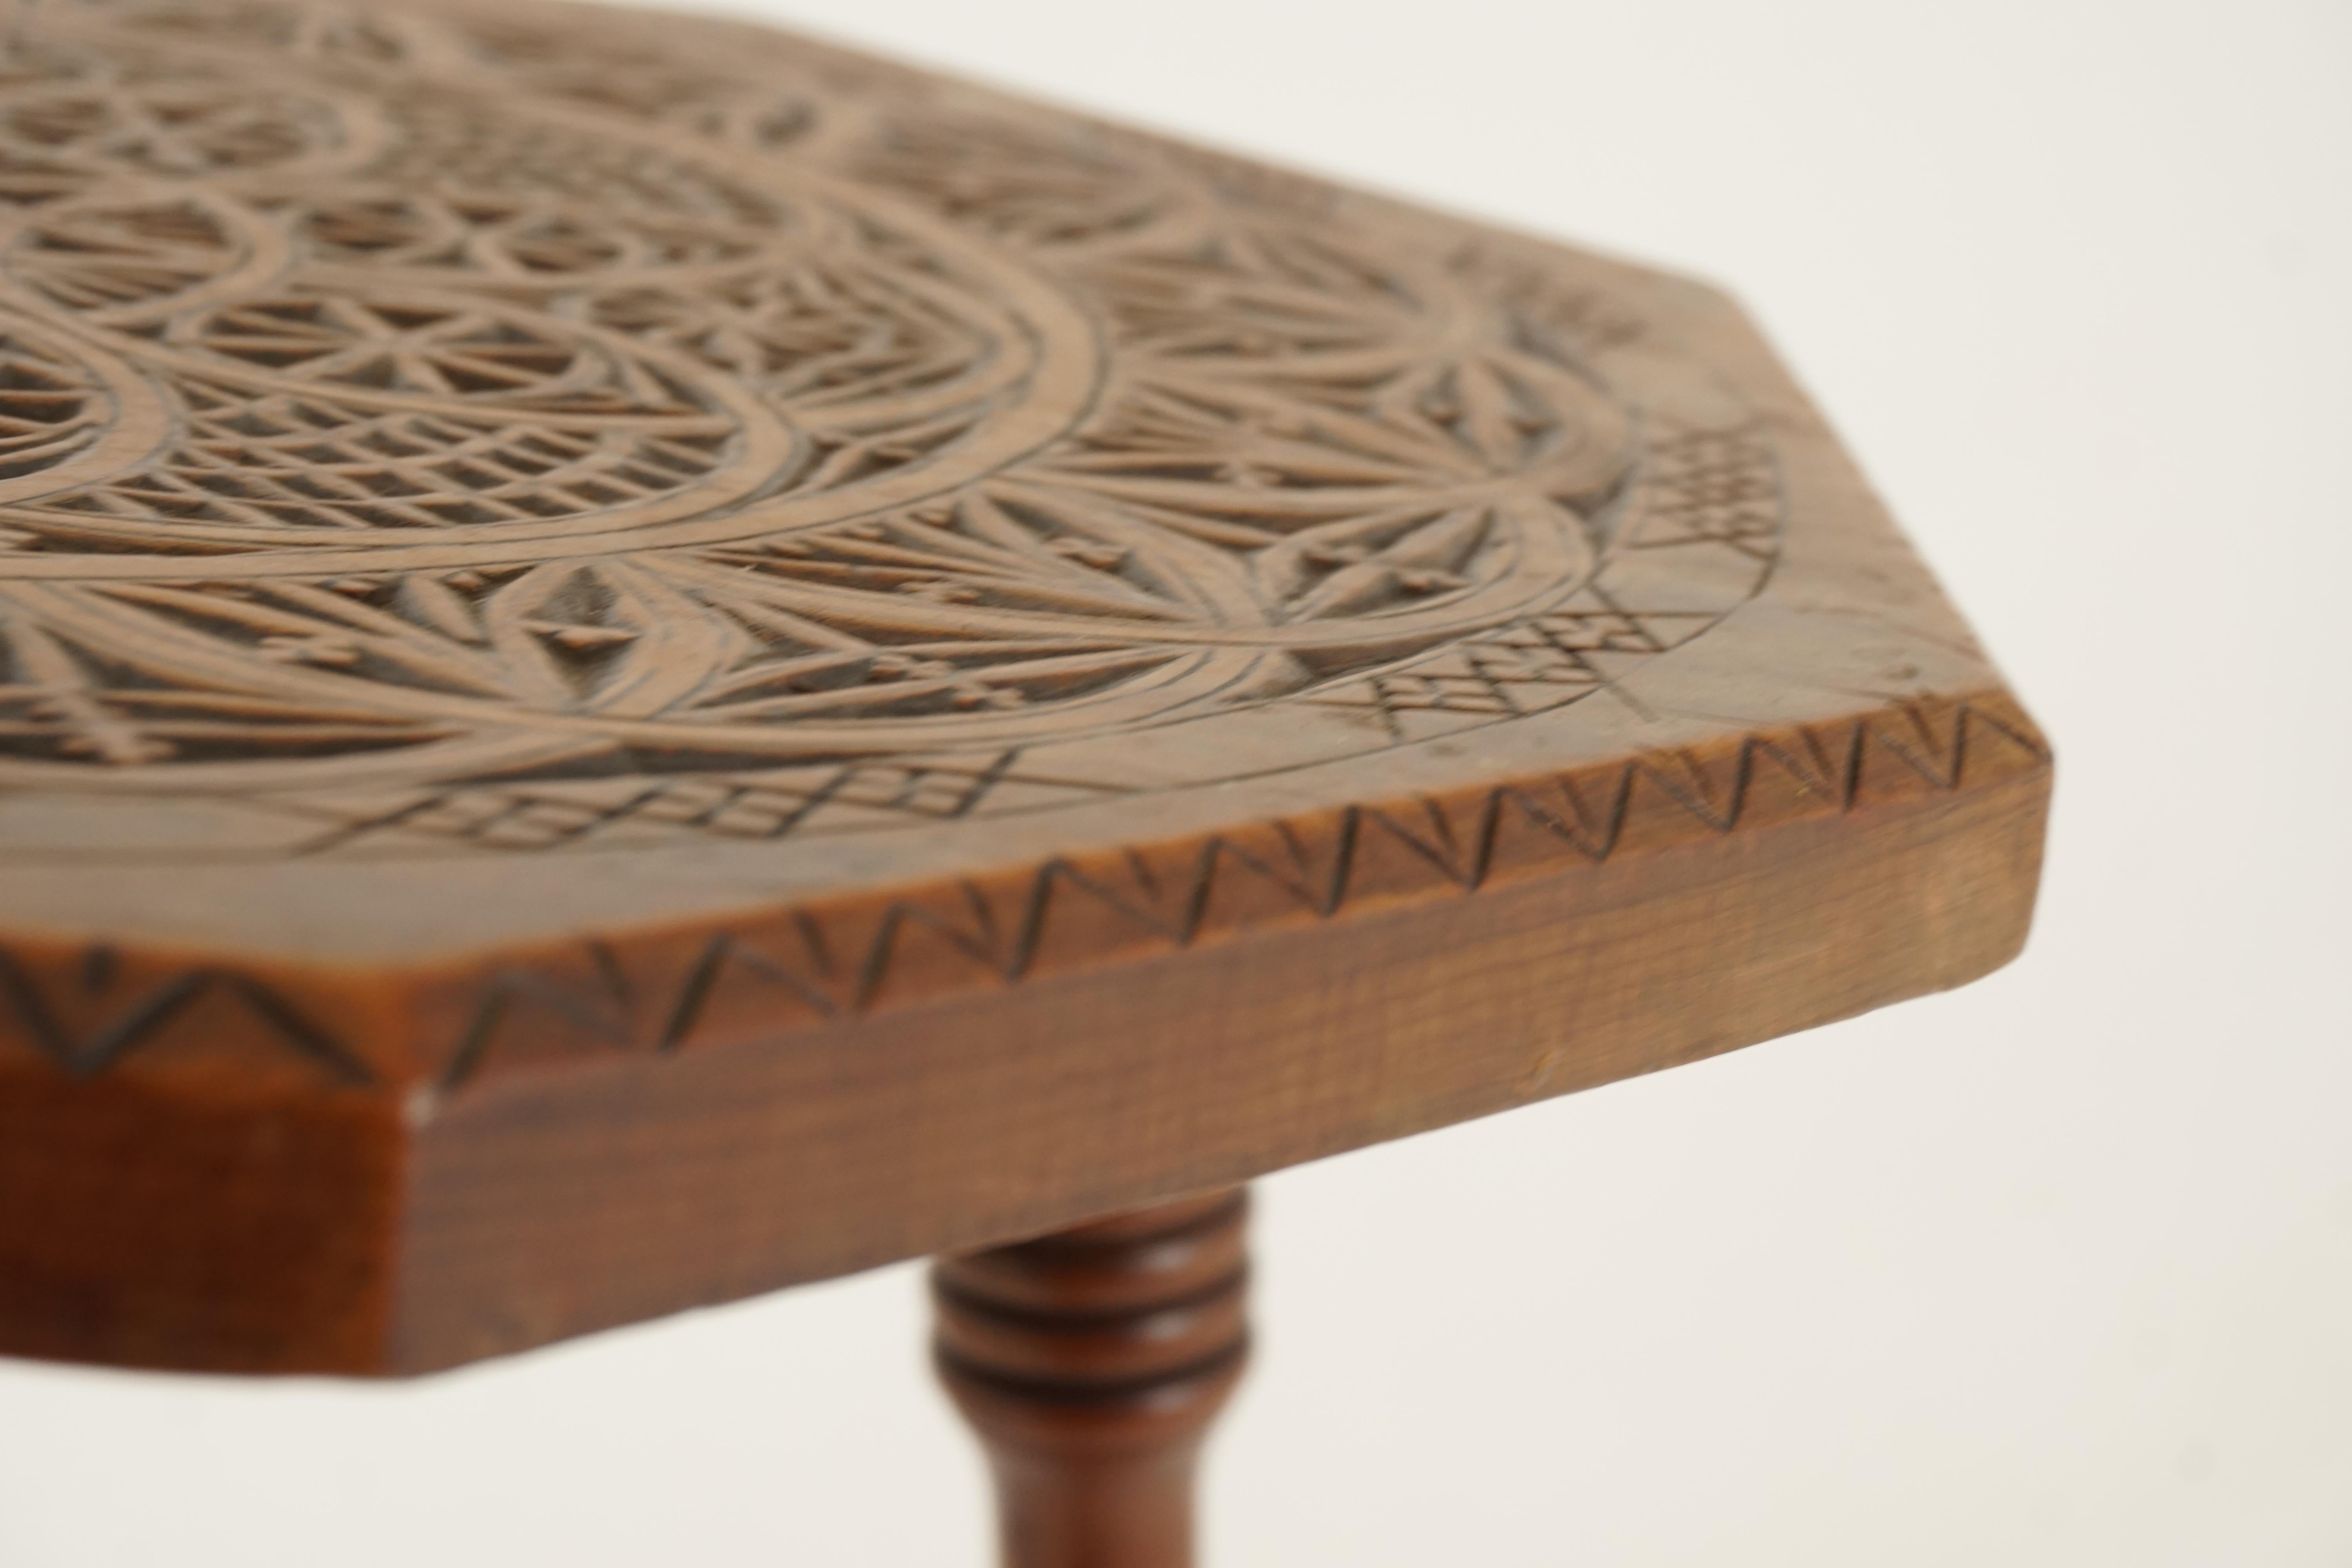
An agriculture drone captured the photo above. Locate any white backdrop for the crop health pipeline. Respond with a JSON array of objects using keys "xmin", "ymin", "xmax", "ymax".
[{"xmin": 0, "ymin": 1, "xmax": 2345, "ymax": 1563}]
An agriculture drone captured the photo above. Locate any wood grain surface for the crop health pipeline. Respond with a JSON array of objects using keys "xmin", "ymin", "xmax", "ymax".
[{"xmin": 0, "ymin": 0, "xmax": 2051, "ymax": 1374}]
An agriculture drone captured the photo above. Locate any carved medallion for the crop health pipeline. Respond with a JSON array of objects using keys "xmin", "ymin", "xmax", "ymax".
[{"xmin": 0, "ymin": 0, "xmax": 1781, "ymax": 855}]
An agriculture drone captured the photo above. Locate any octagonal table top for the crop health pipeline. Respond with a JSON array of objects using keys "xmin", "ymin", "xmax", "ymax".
[{"xmin": 0, "ymin": 0, "xmax": 2050, "ymax": 1374}]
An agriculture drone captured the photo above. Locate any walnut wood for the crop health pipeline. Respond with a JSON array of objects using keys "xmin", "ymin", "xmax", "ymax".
[
  {"xmin": 936, "ymin": 1189, "xmax": 1249, "ymax": 1568},
  {"xmin": 0, "ymin": 0, "xmax": 2051, "ymax": 1373}
]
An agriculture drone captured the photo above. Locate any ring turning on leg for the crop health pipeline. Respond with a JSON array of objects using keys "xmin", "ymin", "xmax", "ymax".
[{"xmin": 933, "ymin": 1189, "xmax": 1250, "ymax": 1568}]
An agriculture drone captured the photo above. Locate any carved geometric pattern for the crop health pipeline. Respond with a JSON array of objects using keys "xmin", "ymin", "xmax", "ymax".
[
  {"xmin": 0, "ymin": 943, "xmax": 367, "ymax": 1081},
  {"xmin": 410, "ymin": 692, "xmax": 2050, "ymax": 1089},
  {"xmin": 286, "ymin": 749, "xmax": 1122, "ymax": 853},
  {"xmin": 0, "ymin": 0, "xmax": 1775, "ymax": 858},
  {"xmin": 0, "ymin": 691, "xmax": 2049, "ymax": 1091},
  {"xmin": 0, "ymin": 0, "xmax": 2047, "ymax": 1109}
]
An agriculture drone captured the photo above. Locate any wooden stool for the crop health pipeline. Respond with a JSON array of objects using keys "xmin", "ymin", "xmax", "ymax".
[{"xmin": 0, "ymin": 1, "xmax": 2051, "ymax": 1562}]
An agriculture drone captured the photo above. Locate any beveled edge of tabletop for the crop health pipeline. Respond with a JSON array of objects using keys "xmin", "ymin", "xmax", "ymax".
[
  {"xmin": 0, "ymin": 667, "xmax": 2051, "ymax": 1374},
  {"xmin": 0, "ymin": 677, "xmax": 2049, "ymax": 1097}
]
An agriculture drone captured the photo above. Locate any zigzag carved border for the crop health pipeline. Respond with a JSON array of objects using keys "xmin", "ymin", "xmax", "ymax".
[
  {"xmin": 412, "ymin": 688, "xmax": 2051, "ymax": 1088},
  {"xmin": 0, "ymin": 691, "xmax": 2047, "ymax": 1097}
]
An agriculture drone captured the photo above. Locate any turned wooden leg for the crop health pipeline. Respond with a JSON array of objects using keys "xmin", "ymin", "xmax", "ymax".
[{"xmin": 933, "ymin": 1188, "xmax": 1250, "ymax": 1568}]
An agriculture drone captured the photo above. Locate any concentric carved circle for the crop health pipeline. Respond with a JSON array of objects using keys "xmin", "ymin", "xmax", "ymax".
[
  {"xmin": 0, "ymin": 329, "xmax": 111, "ymax": 485},
  {"xmin": 0, "ymin": 64, "xmax": 1094, "ymax": 565},
  {"xmin": 0, "ymin": 0, "xmax": 1785, "ymax": 858}
]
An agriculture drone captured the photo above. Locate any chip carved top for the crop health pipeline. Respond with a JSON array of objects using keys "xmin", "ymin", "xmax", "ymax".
[
  {"xmin": 0, "ymin": 0, "xmax": 1749, "ymax": 804},
  {"xmin": 0, "ymin": 0, "xmax": 2040, "ymax": 1083}
]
